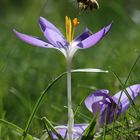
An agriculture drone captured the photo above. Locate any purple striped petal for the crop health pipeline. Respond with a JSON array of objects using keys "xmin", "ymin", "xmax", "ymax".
[
  {"xmin": 98, "ymin": 100, "xmax": 121, "ymax": 125},
  {"xmin": 39, "ymin": 17, "xmax": 62, "ymax": 34},
  {"xmin": 74, "ymin": 28, "xmax": 92, "ymax": 42},
  {"xmin": 85, "ymin": 90, "xmax": 109, "ymax": 113},
  {"xmin": 113, "ymin": 84, "xmax": 140, "ymax": 113},
  {"xmin": 44, "ymin": 28, "xmax": 68, "ymax": 48},
  {"xmin": 78, "ymin": 27, "xmax": 105, "ymax": 48},
  {"xmin": 51, "ymin": 124, "xmax": 88, "ymax": 139},
  {"xmin": 77, "ymin": 23, "xmax": 112, "ymax": 49},
  {"xmin": 13, "ymin": 29, "xmax": 53, "ymax": 48}
]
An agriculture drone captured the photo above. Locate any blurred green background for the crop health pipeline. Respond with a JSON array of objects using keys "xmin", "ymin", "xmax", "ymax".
[{"xmin": 0, "ymin": 0, "xmax": 140, "ymax": 139}]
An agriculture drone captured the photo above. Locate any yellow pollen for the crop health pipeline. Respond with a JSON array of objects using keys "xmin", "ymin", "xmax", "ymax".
[{"xmin": 65, "ymin": 16, "xmax": 79, "ymax": 43}]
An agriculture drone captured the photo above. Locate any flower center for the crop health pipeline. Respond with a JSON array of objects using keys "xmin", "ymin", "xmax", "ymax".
[{"xmin": 65, "ymin": 16, "xmax": 79, "ymax": 43}]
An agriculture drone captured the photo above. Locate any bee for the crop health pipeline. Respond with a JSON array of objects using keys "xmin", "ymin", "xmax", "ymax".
[{"xmin": 77, "ymin": 0, "xmax": 99, "ymax": 11}]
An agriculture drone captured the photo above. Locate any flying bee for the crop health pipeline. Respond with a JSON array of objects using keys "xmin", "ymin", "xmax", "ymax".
[{"xmin": 77, "ymin": 0, "xmax": 99, "ymax": 11}]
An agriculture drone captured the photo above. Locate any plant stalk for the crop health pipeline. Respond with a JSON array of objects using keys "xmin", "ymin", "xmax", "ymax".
[{"xmin": 67, "ymin": 57, "xmax": 74, "ymax": 140}]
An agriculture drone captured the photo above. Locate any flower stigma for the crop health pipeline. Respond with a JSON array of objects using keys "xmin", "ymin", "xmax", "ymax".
[{"xmin": 65, "ymin": 16, "xmax": 80, "ymax": 43}]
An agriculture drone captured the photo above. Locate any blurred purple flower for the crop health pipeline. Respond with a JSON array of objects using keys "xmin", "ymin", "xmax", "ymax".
[
  {"xmin": 13, "ymin": 16, "xmax": 112, "ymax": 59},
  {"xmin": 85, "ymin": 84, "xmax": 140, "ymax": 126},
  {"xmin": 50, "ymin": 124, "xmax": 88, "ymax": 139}
]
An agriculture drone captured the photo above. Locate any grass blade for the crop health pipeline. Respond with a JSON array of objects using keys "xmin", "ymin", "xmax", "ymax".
[
  {"xmin": 72, "ymin": 68, "xmax": 108, "ymax": 73},
  {"xmin": 0, "ymin": 119, "xmax": 35, "ymax": 139},
  {"xmin": 81, "ymin": 114, "xmax": 98, "ymax": 140}
]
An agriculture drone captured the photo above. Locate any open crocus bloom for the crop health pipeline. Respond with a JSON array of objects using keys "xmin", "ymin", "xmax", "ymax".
[
  {"xmin": 50, "ymin": 124, "xmax": 88, "ymax": 139},
  {"xmin": 13, "ymin": 16, "xmax": 112, "ymax": 59},
  {"xmin": 85, "ymin": 84, "xmax": 140, "ymax": 126}
]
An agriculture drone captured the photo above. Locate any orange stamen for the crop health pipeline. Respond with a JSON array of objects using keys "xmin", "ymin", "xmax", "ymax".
[{"xmin": 73, "ymin": 18, "xmax": 80, "ymax": 28}]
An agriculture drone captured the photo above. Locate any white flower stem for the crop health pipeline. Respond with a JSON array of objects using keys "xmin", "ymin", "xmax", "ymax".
[{"xmin": 66, "ymin": 56, "xmax": 74, "ymax": 140}]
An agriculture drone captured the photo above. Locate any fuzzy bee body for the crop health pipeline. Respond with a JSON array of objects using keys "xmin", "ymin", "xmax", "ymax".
[{"xmin": 77, "ymin": 0, "xmax": 99, "ymax": 11}]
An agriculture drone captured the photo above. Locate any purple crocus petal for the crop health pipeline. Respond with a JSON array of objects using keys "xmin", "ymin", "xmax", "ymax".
[
  {"xmin": 98, "ymin": 103, "xmax": 108, "ymax": 125},
  {"xmin": 74, "ymin": 28, "xmax": 92, "ymax": 42},
  {"xmin": 98, "ymin": 99, "xmax": 122, "ymax": 125},
  {"xmin": 44, "ymin": 28, "xmax": 69, "ymax": 48},
  {"xmin": 51, "ymin": 126, "xmax": 67, "ymax": 139},
  {"xmin": 73, "ymin": 124, "xmax": 88, "ymax": 134},
  {"xmin": 84, "ymin": 90, "xmax": 109, "ymax": 113},
  {"xmin": 77, "ymin": 27, "xmax": 105, "ymax": 49},
  {"xmin": 91, "ymin": 91, "xmax": 119, "ymax": 119},
  {"xmin": 13, "ymin": 29, "xmax": 53, "ymax": 48},
  {"xmin": 77, "ymin": 23, "xmax": 112, "ymax": 49},
  {"xmin": 51, "ymin": 124, "xmax": 88, "ymax": 139},
  {"xmin": 104, "ymin": 22, "xmax": 113, "ymax": 35},
  {"xmin": 39, "ymin": 17, "xmax": 62, "ymax": 34},
  {"xmin": 113, "ymin": 84, "xmax": 140, "ymax": 113}
]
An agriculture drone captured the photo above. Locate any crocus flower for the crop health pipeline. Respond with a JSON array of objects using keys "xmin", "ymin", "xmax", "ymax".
[
  {"xmin": 49, "ymin": 124, "xmax": 88, "ymax": 140},
  {"xmin": 85, "ymin": 84, "xmax": 140, "ymax": 126},
  {"xmin": 13, "ymin": 16, "xmax": 112, "ymax": 59},
  {"xmin": 13, "ymin": 16, "xmax": 112, "ymax": 140}
]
